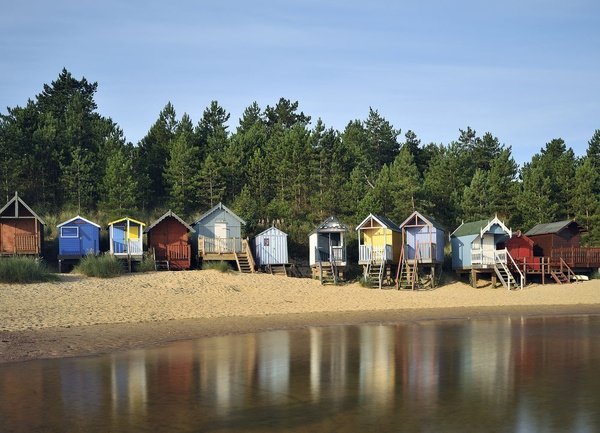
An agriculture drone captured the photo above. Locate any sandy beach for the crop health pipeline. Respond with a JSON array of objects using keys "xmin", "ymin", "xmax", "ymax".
[{"xmin": 1, "ymin": 270, "xmax": 600, "ymax": 363}]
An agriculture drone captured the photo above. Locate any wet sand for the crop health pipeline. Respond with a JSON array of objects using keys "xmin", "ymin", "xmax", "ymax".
[{"xmin": 1, "ymin": 270, "xmax": 600, "ymax": 363}]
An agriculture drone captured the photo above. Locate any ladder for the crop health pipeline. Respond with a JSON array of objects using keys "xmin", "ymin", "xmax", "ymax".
[
  {"xmin": 396, "ymin": 245, "xmax": 420, "ymax": 290},
  {"xmin": 366, "ymin": 261, "xmax": 385, "ymax": 289},
  {"xmin": 494, "ymin": 249, "xmax": 523, "ymax": 290}
]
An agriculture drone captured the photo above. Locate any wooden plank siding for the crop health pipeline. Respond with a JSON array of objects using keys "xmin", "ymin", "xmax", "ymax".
[{"xmin": 147, "ymin": 214, "xmax": 192, "ymax": 270}]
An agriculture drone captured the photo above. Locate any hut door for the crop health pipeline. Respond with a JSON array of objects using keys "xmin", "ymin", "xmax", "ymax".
[
  {"xmin": 482, "ymin": 235, "xmax": 495, "ymax": 264},
  {"xmin": 214, "ymin": 222, "xmax": 228, "ymax": 252}
]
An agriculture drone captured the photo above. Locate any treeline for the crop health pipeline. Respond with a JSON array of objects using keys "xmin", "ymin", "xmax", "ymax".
[{"xmin": 1, "ymin": 69, "xmax": 600, "ymax": 245}]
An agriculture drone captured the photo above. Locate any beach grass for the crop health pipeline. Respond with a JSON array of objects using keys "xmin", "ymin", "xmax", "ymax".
[
  {"xmin": 0, "ymin": 257, "xmax": 58, "ymax": 283},
  {"xmin": 202, "ymin": 261, "xmax": 231, "ymax": 273},
  {"xmin": 74, "ymin": 254, "xmax": 123, "ymax": 278}
]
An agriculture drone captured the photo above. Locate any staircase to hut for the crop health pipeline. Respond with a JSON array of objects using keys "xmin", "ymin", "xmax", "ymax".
[
  {"xmin": 365, "ymin": 262, "xmax": 385, "ymax": 289},
  {"xmin": 318, "ymin": 261, "xmax": 338, "ymax": 285},
  {"xmin": 267, "ymin": 264, "xmax": 288, "ymax": 276},
  {"xmin": 396, "ymin": 244, "xmax": 421, "ymax": 290},
  {"xmin": 550, "ymin": 258, "xmax": 575, "ymax": 284},
  {"xmin": 235, "ymin": 239, "xmax": 256, "ymax": 274},
  {"xmin": 152, "ymin": 249, "xmax": 170, "ymax": 271},
  {"xmin": 493, "ymin": 249, "xmax": 524, "ymax": 290}
]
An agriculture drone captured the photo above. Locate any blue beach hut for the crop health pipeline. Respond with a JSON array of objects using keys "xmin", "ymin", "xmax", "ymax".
[
  {"xmin": 450, "ymin": 215, "xmax": 522, "ymax": 289},
  {"xmin": 57, "ymin": 215, "xmax": 101, "ymax": 272}
]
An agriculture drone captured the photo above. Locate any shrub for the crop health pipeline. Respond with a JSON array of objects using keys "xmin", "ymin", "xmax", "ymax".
[
  {"xmin": 137, "ymin": 252, "xmax": 156, "ymax": 273},
  {"xmin": 0, "ymin": 257, "xmax": 58, "ymax": 283},
  {"xmin": 74, "ymin": 254, "xmax": 123, "ymax": 278},
  {"xmin": 202, "ymin": 261, "xmax": 231, "ymax": 273},
  {"xmin": 358, "ymin": 275, "xmax": 372, "ymax": 288}
]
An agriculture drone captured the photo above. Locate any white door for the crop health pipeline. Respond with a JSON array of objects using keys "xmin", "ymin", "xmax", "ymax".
[
  {"xmin": 482, "ymin": 235, "xmax": 495, "ymax": 264},
  {"xmin": 214, "ymin": 222, "xmax": 228, "ymax": 252}
]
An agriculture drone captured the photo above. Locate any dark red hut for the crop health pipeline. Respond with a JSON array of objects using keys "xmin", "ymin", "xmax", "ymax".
[
  {"xmin": 0, "ymin": 192, "xmax": 44, "ymax": 256},
  {"xmin": 506, "ymin": 231, "xmax": 541, "ymax": 271},
  {"xmin": 145, "ymin": 210, "xmax": 194, "ymax": 270}
]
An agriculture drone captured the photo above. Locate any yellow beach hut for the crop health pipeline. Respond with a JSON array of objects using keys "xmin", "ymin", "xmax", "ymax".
[
  {"xmin": 356, "ymin": 213, "xmax": 402, "ymax": 289},
  {"xmin": 108, "ymin": 217, "xmax": 145, "ymax": 270}
]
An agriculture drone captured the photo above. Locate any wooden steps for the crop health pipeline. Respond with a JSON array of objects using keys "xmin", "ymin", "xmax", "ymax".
[
  {"xmin": 494, "ymin": 261, "xmax": 518, "ymax": 289},
  {"xmin": 235, "ymin": 251, "xmax": 254, "ymax": 273},
  {"xmin": 267, "ymin": 264, "xmax": 288, "ymax": 276},
  {"xmin": 366, "ymin": 262, "xmax": 385, "ymax": 289},
  {"xmin": 550, "ymin": 270, "xmax": 569, "ymax": 284},
  {"xmin": 396, "ymin": 260, "xmax": 417, "ymax": 290}
]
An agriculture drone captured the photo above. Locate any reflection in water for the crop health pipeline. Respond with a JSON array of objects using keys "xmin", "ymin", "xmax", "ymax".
[{"xmin": 2, "ymin": 315, "xmax": 600, "ymax": 432}]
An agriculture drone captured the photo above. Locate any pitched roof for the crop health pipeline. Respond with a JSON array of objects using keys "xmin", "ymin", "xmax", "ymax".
[
  {"xmin": 525, "ymin": 220, "xmax": 585, "ymax": 236},
  {"xmin": 107, "ymin": 216, "xmax": 145, "ymax": 227},
  {"xmin": 312, "ymin": 216, "xmax": 348, "ymax": 234},
  {"xmin": 399, "ymin": 211, "xmax": 445, "ymax": 232},
  {"xmin": 192, "ymin": 202, "xmax": 245, "ymax": 226},
  {"xmin": 256, "ymin": 226, "xmax": 288, "ymax": 237},
  {"xmin": 451, "ymin": 216, "xmax": 511, "ymax": 238},
  {"xmin": 57, "ymin": 215, "xmax": 100, "ymax": 228},
  {"xmin": 356, "ymin": 213, "xmax": 401, "ymax": 232},
  {"xmin": 145, "ymin": 210, "xmax": 195, "ymax": 233},
  {"xmin": 0, "ymin": 192, "xmax": 45, "ymax": 225}
]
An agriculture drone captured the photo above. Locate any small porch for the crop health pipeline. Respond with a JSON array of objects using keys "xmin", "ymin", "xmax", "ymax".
[
  {"xmin": 198, "ymin": 236, "xmax": 243, "ymax": 261},
  {"xmin": 358, "ymin": 244, "xmax": 393, "ymax": 264},
  {"xmin": 0, "ymin": 234, "xmax": 41, "ymax": 256}
]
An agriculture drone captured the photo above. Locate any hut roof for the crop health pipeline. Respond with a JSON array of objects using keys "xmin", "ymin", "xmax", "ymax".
[
  {"xmin": 57, "ymin": 215, "xmax": 100, "ymax": 228},
  {"xmin": 356, "ymin": 213, "xmax": 401, "ymax": 232},
  {"xmin": 525, "ymin": 220, "xmax": 586, "ymax": 236},
  {"xmin": 399, "ymin": 211, "xmax": 445, "ymax": 232},
  {"xmin": 509, "ymin": 230, "xmax": 535, "ymax": 246},
  {"xmin": 145, "ymin": 210, "xmax": 195, "ymax": 233},
  {"xmin": 0, "ymin": 192, "xmax": 45, "ymax": 225},
  {"xmin": 192, "ymin": 202, "xmax": 245, "ymax": 226},
  {"xmin": 256, "ymin": 226, "xmax": 287, "ymax": 237},
  {"xmin": 312, "ymin": 216, "xmax": 348, "ymax": 234},
  {"xmin": 107, "ymin": 217, "xmax": 145, "ymax": 227},
  {"xmin": 451, "ymin": 216, "xmax": 511, "ymax": 238}
]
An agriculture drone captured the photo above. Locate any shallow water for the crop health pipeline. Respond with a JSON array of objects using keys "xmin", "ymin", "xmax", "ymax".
[{"xmin": 2, "ymin": 315, "xmax": 600, "ymax": 432}]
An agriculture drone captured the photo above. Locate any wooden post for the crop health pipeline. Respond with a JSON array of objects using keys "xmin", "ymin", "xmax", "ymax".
[
  {"xmin": 491, "ymin": 273, "xmax": 497, "ymax": 288},
  {"xmin": 471, "ymin": 269, "xmax": 477, "ymax": 288}
]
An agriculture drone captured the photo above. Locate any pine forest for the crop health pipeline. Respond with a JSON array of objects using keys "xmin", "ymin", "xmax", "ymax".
[{"xmin": 2, "ymin": 69, "xmax": 600, "ymax": 254}]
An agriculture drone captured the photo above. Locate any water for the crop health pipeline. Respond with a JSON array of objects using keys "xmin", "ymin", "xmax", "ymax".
[{"xmin": 2, "ymin": 315, "xmax": 600, "ymax": 432}]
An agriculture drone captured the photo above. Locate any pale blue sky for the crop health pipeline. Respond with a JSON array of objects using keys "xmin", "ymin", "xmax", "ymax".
[{"xmin": 2, "ymin": 0, "xmax": 599, "ymax": 164}]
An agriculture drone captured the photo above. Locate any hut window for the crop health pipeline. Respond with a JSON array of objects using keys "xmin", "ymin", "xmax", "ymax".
[
  {"xmin": 61, "ymin": 226, "xmax": 79, "ymax": 238},
  {"xmin": 264, "ymin": 238, "xmax": 270, "ymax": 246}
]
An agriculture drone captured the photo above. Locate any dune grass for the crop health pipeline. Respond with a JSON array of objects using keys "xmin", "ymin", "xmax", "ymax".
[
  {"xmin": 0, "ymin": 257, "xmax": 58, "ymax": 283},
  {"xmin": 202, "ymin": 261, "xmax": 231, "ymax": 273},
  {"xmin": 74, "ymin": 254, "xmax": 123, "ymax": 278}
]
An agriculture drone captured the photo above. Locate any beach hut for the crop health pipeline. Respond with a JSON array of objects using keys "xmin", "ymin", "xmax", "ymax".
[
  {"xmin": 56, "ymin": 215, "xmax": 100, "ymax": 272},
  {"xmin": 355, "ymin": 214, "xmax": 401, "ymax": 289},
  {"xmin": 145, "ymin": 210, "xmax": 195, "ymax": 270},
  {"xmin": 524, "ymin": 220, "xmax": 599, "ymax": 281},
  {"xmin": 451, "ymin": 216, "xmax": 523, "ymax": 289},
  {"xmin": 397, "ymin": 211, "xmax": 446, "ymax": 290},
  {"xmin": 192, "ymin": 202, "xmax": 255, "ymax": 273},
  {"xmin": 0, "ymin": 192, "xmax": 44, "ymax": 257},
  {"xmin": 309, "ymin": 216, "xmax": 348, "ymax": 284},
  {"xmin": 254, "ymin": 226, "xmax": 289, "ymax": 275},
  {"xmin": 108, "ymin": 217, "xmax": 145, "ymax": 270}
]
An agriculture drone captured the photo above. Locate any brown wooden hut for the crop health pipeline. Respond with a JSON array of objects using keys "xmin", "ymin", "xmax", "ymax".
[
  {"xmin": 0, "ymin": 192, "xmax": 45, "ymax": 256},
  {"xmin": 145, "ymin": 210, "xmax": 195, "ymax": 270}
]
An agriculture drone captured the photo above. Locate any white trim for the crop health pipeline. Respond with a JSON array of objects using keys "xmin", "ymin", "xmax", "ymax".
[
  {"xmin": 57, "ymin": 215, "xmax": 100, "ymax": 228},
  {"xmin": 61, "ymin": 226, "xmax": 79, "ymax": 238}
]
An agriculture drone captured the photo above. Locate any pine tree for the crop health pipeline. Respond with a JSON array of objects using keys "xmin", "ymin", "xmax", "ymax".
[
  {"xmin": 198, "ymin": 153, "xmax": 226, "ymax": 209},
  {"xmin": 461, "ymin": 169, "xmax": 490, "ymax": 221},
  {"xmin": 517, "ymin": 162, "xmax": 558, "ymax": 229},
  {"xmin": 364, "ymin": 108, "xmax": 400, "ymax": 171},
  {"xmin": 163, "ymin": 115, "xmax": 201, "ymax": 218},
  {"xmin": 571, "ymin": 158, "xmax": 600, "ymax": 243},
  {"xmin": 101, "ymin": 147, "xmax": 139, "ymax": 218}
]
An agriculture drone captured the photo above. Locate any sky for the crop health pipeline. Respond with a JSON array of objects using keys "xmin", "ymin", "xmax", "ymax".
[{"xmin": 1, "ymin": 0, "xmax": 599, "ymax": 164}]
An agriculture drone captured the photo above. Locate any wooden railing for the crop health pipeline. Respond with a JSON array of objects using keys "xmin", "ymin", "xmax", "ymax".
[
  {"xmin": 241, "ymin": 239, "xmax": 256, "ymax": 270},
  {"xmin": 315, "ymin": 246, "xmax": 346, "ymax": 264},
  {"xmin": 199, "ymin": 236, "xmax": 243, "ymax": 255},
  {"xmin": 416, "ymin": 242, "xmax": 436, "ymax": 261},
  {"xmin": 472, "ymin": 249, "xmax": 500, "ymax": 265},
  {"xmin": 112, "ymin": 240, "xmax": 143, "ymax": 255},
  {"xmin": 165, "ymin": 243, "xmax": 191, "ymax": 260},
  {"xmin": 551, "ymin": 247, "xmax": 600, "ymax": 268},
  {"xmin": 15, "ymin": 234, "xmax": 39, "ymax": 254},
  {"xmin": 359, "ymin": 244, "xmax": 393, "ymax": 263}
]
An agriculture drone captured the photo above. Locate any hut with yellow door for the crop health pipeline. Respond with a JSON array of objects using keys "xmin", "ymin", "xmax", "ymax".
[
  {"xmin": 356, "ymin": 213, "xmax": 402, "ymax": 289},
  {"xmin": 108, "ymin": 217, "xmax": 145, "ymax": 271}
]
